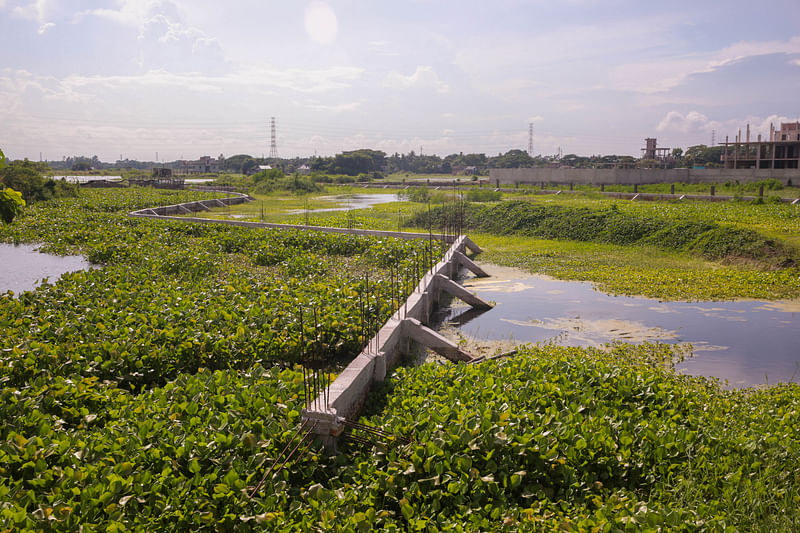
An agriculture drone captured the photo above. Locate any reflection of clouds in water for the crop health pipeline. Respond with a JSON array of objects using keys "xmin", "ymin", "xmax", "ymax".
[
  {"xmin": 546, "ymin": 289, "xmax": 564, "ymax": 295},
  {"xmin": 755, "ymin": 300, "xmax": 800, "ymax": 313},
  {"xmin": 681, "ymin": 305, "xmax": 749, "ymax": 322},
  {"xmin": 461, "ymin": 281, "xmax": 535, "ymax": 293},
  {"xmin": 623, "ymin": 303, "xmax": 642, "ymax": 307},
  {"xmin": 648, "ymin": 305, "xmax": 676, "ymax": 314},
  {"xmin": 691, "ymin": 342, "xmax": 730, "ymax": 353},
  {"xmin": 501, "ymin": 316, "xmax": 678, "ymax": 346}
]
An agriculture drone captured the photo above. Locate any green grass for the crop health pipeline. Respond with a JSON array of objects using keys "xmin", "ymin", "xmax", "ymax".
[
  {"xmin": 190, "ymin": 188, "xmax": 800, "ymax": 301},
  {"xmin": 475, "ymin": 233, "xmax": 800, "ymax": 301}
]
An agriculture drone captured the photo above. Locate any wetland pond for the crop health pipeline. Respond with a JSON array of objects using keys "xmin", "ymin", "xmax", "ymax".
[
  {"xmin": 0, "ymin": 244, "xmax": 96, "ymax": 295},
  {"xmin": 286, "ymin": 193, "xmax": 400, "ymax": 214},
  {"xmin": 441, "ymin": 263, "xmax": 799, "ymax": 388}
]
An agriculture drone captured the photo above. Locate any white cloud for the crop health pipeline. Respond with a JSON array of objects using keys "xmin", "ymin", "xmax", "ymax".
[
  {"xmin": 385, "ymin": 66, "xmax": 449, "ymax": 94},
  {"xmin": 11, "ymin": 0, "xmax": 48, "ymax": 22},
  {"xmin": 657, "ymin": 111, "xmax": 717, "ymax": 134},
  {"xmin": 657, "ymin": 111, "xmax": 800, "ymax": 142},
  {"xmin": 611, "ymin": 35, "xmax": 800, "ymax": 94},
  {"xmin": 298, "ymin": 100, "xmax": 361, "ymax": 113},
  {"xmin": 37, "ymin": 21, "xmax": 54, "ymax": 34}
]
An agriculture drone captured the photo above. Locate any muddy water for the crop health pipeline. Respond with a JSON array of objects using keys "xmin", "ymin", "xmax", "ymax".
[
  {"xmin": 441, "ymin": 263, "xmax": 799, "ymax": 388},
  {"xmin": 0, "ymin": 243, "xmax": 95, "ymax": 295}
]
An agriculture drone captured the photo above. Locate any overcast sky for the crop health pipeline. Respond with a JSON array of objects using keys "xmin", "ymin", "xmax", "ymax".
[{"xmin": 2, "ymin": 0, "xmax": 799, "ymax": 162}]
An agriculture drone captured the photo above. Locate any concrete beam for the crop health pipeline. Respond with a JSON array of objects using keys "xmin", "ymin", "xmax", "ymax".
[
  {"xmin": 453, "ymin": 251, "xmax": 489, "ymax": 277},
  {"xmin": 402, "ymin": 317, "xmax": 474, "ymax": 362},
  {"xmin": 462, "ymin": 236, "xmax": 483, "ymax": 254},
  {"xmin": 434, "ymin": 274, "xmax": 493, "ymax": 310}
]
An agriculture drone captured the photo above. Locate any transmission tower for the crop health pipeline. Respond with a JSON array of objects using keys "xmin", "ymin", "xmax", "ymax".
[
  {"xmin": 711, "ymin": 129, "xmax": 716, "ymax": 147},
  {"xmin": 269, "ymin": 117, "xmax": 279, "ymax": 159},
  {"xmin": 528, "ymin": 123, "xmax": 534, "ymax": 156}
]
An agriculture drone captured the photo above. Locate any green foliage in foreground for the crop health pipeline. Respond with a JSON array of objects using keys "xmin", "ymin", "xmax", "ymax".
[
  {"xmin": 2, "ymin": 344, "xmax": 798, "ymax": 531},
  {"xmin": 0, "ymin": 189, "xmax": 436, "ymax": 391},
  {"xmin": 0, "ymin": 187, "xmax": 25, "ymax": 224},
  {"xmin": 409, "ymin": 200, "xmax": 798, "ymax": 268}
]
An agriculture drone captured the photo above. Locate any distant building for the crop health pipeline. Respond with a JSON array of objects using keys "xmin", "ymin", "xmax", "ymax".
[
  {"xmin": 152, "ymin": 167, "xmax": 172, "ymax": 178},
  {"xmin": 641, "ymin": 138, "xmax": 671, "ymax": 161},
  {"xmin": 175, "ymin": 156, "xmax": 221, "ymax": 175},
  {"xmin": 722, "ymin": 122, "xmax": 800, "ymax": 169},
  {"xmin": 297, "ymin": 164, "xmax": 311, "ymax": 175}
]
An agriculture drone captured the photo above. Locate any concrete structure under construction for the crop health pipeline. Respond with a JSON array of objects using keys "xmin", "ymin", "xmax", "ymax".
[
  {"xmin": 175, "ymin": 156, "xmax": 221, "ymax": 175},
  {"xmin": 722, "ymin": 122, "xmax": 800, "ymax": 169}
]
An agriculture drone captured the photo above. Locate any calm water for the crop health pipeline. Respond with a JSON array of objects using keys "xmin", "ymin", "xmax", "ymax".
[
  {"xmin": 50, "ymin": 175, "xmax": 123, "ymax": 183},
  {"xmin": 443, "ymin": 264, "xmax": 800, "ymax": 388},
  {"xmin": 288, "ymin": 194, "xmax": 400, "ymax": 214},
  {"xmin": 0, "ymin": 244, "xmax": 95, "ymax": 295}
]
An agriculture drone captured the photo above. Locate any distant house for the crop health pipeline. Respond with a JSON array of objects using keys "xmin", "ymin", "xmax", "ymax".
[
  {"xmin": 297, "ymin": 164, "xmax": 311, "ymax": 175},
  {"xmin": 247, "ymin": 164, "xmax": 273, "ymax": 176},
  {"xmin": 176, "ymin": 156, "xmax": 221, "ymax": 175}
]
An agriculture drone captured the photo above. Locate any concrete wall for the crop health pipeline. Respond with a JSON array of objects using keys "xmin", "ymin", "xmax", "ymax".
[
  {"xmin": 302, "ymin": 235, "xmax": 483, "ymax": 442},
  {"xmin": 490, "ymin": 167, "xmax": 800, "ymax": 186}
]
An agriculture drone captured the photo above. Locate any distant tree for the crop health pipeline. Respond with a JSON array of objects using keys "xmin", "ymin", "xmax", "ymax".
[
  {"xmin": 330, "ymin": 149, "xmax": 386, "ymax": 176},
  {"xmin": 71, "ymin": 161, "xmax": 92, "ymax": 171},
  {"xmin": 240, "ymin": 158, "xmax": 258, "ymax": 175},
  {"xmin": 0, "ymin": 159, "xmax": 77, "ymax": 203},
  {"xmin": 489, "ymin": 149, "xmax": 535, "ymax": 168},
  {"xmin": 672, "ymin": 148, "xmax": 683, "ymax": 158},
  {"xmin": 683, "ymin": 145, "xmax": 724, "ymax": 167}
]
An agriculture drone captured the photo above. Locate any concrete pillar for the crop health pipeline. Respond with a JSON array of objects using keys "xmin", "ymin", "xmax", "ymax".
[
  {"xmin": 434, "ymin": 274, "xmax": 493, "ymax": 310},
  {"xmin": 453, "ymin": 251, "xmax": 489, "ymax": 277}
]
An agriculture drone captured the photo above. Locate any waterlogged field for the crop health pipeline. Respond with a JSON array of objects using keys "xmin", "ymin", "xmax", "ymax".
[
  {"xmin": 409, "ymin": 199, "xmax": 800, "ymax": 300},
  {"xmin": 2, "ymin": 188, "xmax": 799, "ymax": 530}
]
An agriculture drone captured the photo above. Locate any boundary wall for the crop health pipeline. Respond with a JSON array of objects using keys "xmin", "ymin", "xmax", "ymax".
[{"xmin": 490, "ymin": 167, "xmax": 800, "ymax": 186}]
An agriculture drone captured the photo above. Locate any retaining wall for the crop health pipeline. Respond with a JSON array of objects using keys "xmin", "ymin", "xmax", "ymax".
[{"xmin": 301, "ymin": 235, "xmax": 486, "ymax": 448}]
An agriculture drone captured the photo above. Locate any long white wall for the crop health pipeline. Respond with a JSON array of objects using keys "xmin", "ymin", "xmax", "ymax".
[{"xmin": 490, "ymin": 167, "xmax": 800, "ymax": 186}]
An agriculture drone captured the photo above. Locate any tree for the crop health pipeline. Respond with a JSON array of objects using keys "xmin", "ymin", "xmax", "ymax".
[
  {"xmin": 0, "ymin": 159, "xmax": 77, "ymax": 203},
  {"xmin": 0, "ymin": 186, "xmax": 25, "ymax": 224}
]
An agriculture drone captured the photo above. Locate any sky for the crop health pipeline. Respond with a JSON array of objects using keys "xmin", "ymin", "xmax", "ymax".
[{"xmin": 1, "ymin": 0, "xmax": 799, "ymax": 162}]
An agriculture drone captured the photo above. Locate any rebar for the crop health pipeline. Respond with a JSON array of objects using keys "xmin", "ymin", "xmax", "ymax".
[{"xmin": 249, "ymin": 420, "xmax": 310, "ymax": 498}]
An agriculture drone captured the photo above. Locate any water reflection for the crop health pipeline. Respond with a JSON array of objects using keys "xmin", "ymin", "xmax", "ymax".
[
  {"xmin": 442, "ymin": 263, "xmax": 800, "ymax": 388},
  {"xmin": 0, "ymin": 244, "xmax": 95, "ymax": 295},
  {"xmin": 286, "ymin": 194, "xmax": 399, "ymax": 214}
]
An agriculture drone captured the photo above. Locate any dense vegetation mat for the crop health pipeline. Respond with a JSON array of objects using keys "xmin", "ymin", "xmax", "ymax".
[
  {"xmin": 2, "ymin": 190, "xmax": 798, "ymax": 530},
  {"xmin": 408, "ymin": 200, "xmax": 798, "ymax": 268},
  {"xmin": 0, "ymin": 189, "xmax": 436, "ymax": 391},
  {"xmin": 2, "ymin": 343, "xmax": 798, "ymax": 531}
]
